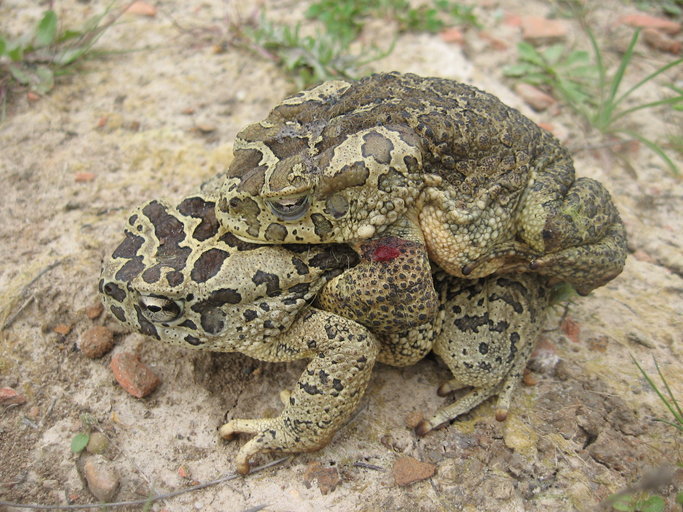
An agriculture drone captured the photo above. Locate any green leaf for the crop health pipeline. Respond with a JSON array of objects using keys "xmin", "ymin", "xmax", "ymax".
[
  {"xmin": 33, "ymin": 66, "xmax": 54, "ymax": 94},
  {"xmin": 54, "ymin": 46, "xmax": 88, "ymax": 66},
  {"xmin": 676, "ymin": 491, "xmax": 683, "ymax": 504},
  {"xmin": 639, "ymin": 495, "xmax": 665, "ymax": 512},
  {"xmin": 502, "ymin": 63, "xmax": 537, "ymax": 77},
  {"xmin": 35, "ymin": 10, "xmax": 58, "ymax": 47},
  {"xmin": 0, "ymin": 36, "xmax": 6, "ymax": 56},
  {"xmin": 8, "ymin": 65, "xmax": 31, "ymax": 85},
  {"xmin": 57, "ymin": 29, "xmax": 84, "ymax": 44},
  {"xmin": 517, "ymin": 41, "xmax": 543, "ymax": 65},
  {"xmin": 70, "ymin": 432, "xmax": 90, "ymax": 453},
  {"xmin": 543, "ymin": 44, "xmax": 565, "ymax": 65},
  {"xmin": 609, "ymin": 493, "xmax": 635, "ymax": 511},
  {"xmin": 7, "ymin": 44, "xmax": 24, "ymax": 62}
]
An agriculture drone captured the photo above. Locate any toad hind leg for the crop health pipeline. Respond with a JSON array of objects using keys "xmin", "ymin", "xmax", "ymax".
[
  {"xmin": 416, "ymin": 273, "xmax": 549, "ymax": 436},
  {"xmin": 220, "ymin": 309, "xmax": 379, "ymax": 474}
]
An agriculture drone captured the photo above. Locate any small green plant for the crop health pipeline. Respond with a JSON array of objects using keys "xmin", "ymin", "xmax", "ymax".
[
  {"xmin": 245, "ymin": 14, "xmax": 391, "ymax": 88},
  {"xmin": 305, "ymin": 0, "xmax": 479, "ymax": 37},
  {"xmin": 305, "ymin": 0, "xmax": 374, "ymax": 45},
  {"xmin": 605, "ymin": 356, "xmax": 682, "ymax": 511},
  {"xmin": 503, "ymin": 41, "xmax": 597, "ymax": 105},
  {"xmin": 0, "ymin": 7, "xmax": 117, "ymax": 113},
  {"xmin": 582, "ymin": 28, "xmax": 683, "ymax": 175},
  {"xmin": 608, "ymin": 492, "xmax": 667, "ymax": 512},
  {"xmin": 634, "ymin": 0, "xmax": 683, "ymax": 17},
  {"xmin": 632, "ymin": 356, "xmax": 682, "ymax": 432},
  {"xmin": 505, "ymin": 27, "xmax": 683, "ymax": 175},
  {"xmin": 70, "ymin": 412, "xmax": 97, "ymax": 453}
]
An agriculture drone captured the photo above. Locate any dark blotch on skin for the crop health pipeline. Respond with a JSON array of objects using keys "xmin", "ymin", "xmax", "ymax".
[
  {"xmin": 361, "ymin": 130, "xmax": 394, "ymax": 164},
  {"xmin": 142, "ymin": 201, "xmax": 192, "ymax": 273},
  {"xmin": 291, "ymin": 257, "xmax": 309, "ymax": 275},
  {"xmin": 102, "ymin": 281, "xmax": 127, "ymax": 303},
  {"xmin": 184, "ymin": 335, "xmax": 203, "ymax": 346},
  {"xmin": 288, "ymin": 282, "xmax": 310, "ymax": 296},
  {"xmin": 319, "ymin": 161, "xmax": 370, "ymax": 197},
  {"xmin": 308, "ymin": 245, "xmax": 359, "ymax": 270},
  {"xmin": 179, "ymin": 319, "xmax": 197, "ymax": 330},
  {"xmin": 178, "ymin": 196, "xmax": 220, "ymax": 241},
  {"xmin": 228, "ymin": 148, "xmax": 268, "ymax": 196},
  {"xmin": 190, "ymin": 288, "xmax": 241, "ymax": 334},
  {"xmin": 134, "ymin": 305, "xmax": 160, "ymax": 339},
  {"xmin": 142, "ymin": 265, "xmax": 162, "ymax": 284},
  {"xmin": 191, "ymin": 248, "xmax": 230, "ymax": 283},
  {"xmin": 252, "ymin": 270, "xmax": 281, "ymax": 297},
  {"xmin": 300, "ymin": 382, "xmax": 324, "ymax": 395},
  {"xmin": 243, "ymin": 309, "xmax": 258, "ymax": 321},
  {"xmin": 265, "ymin": 223, "xmax": 288, "ymax": 242},
  {"xmin": 311, "ymin": 213, "xmax": 333, "ymax": 238},
  {"xmin": 218, "ymin": 232, "xmax": 261, "ymax": 251},
  {"xmin": 110, "ymin": 305, "xmax": 127, "ymax": 323},
  {"xmin": 454, "ymin": 313, "xmax": 489, "ymax": 333},
  {"xmin": 113, "ymin": 232, "xmax": 145, "ymax": 259},
  {"xmin": 115, "ymin": 257, "xmax": 145, "ymax": 283},
  {"xmin": 324, "ymin": 194, "xmax": 349, "ymax": 218},
  {"xmin": 166, "ymin": 270, "xmax": 184, "ymax": 287}
]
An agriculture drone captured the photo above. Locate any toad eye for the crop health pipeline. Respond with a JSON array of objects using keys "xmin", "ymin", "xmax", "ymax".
[
  {"xmin": 267, "ymin": 195, "xmax": 310, "ymax": 221},
  {"xmin": 138, "ymin": 295, "xmax": 183, "ymax": 323}
]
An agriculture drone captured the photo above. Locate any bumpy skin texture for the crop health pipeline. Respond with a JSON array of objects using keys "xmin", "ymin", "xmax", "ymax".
[
  {"xmin": 217, "ymin": 72, "xmax": 627, "ymax": 295},
  {"xmin": 99, "ymin": 192, "xmax": 437, "ymax": 473},
  {"xmin": 416, "ymin": 271, "xmax": 550, "ymax": 435}
]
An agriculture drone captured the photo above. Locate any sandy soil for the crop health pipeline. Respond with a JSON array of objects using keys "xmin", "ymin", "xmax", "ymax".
[{"xmin": 1, "ymin": 1, "xmax": 682, "ymax": 511}]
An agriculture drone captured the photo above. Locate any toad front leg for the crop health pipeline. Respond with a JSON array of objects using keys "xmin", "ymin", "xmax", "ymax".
[
  {"xmin": 316, "ymin": 215, "xmax": 438, "ymax": 338},
  {"xmin": 219, "ymin": 309, "xmax": 379, "ymax": 474},
  {"xmin": 464, "ymin": 173, "xmax": 627, "ymax": 296}
]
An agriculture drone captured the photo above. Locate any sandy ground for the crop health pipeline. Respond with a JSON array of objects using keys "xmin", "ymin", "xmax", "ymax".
[{"xmin": 1, "ymin": 1, "xmax": 682, "ymax": 511}]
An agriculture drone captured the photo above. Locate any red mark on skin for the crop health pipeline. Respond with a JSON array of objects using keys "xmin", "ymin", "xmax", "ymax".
[{"xmin": 371, "ymin": 245, "xmax": 401, "ymax": 262}]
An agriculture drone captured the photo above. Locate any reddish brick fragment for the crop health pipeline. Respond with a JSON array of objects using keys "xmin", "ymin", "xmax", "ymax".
[
  {"xmin": 110, "ymin": 353, "xmax": 160, "ymax": 398},
  {"xmin": 393, "ymin": 456, "xmax": 436, "ymax": 486},
  {"xmin": 0, "ymin": 387, "xmax": 27, "ymax": 405}
]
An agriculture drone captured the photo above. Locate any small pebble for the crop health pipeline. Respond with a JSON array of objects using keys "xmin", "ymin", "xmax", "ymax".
[
  {"xmin": 86, "ymin": 432, "xmax": 109, "ymax": 454},
  {"xmin": 53, "ymin": 324, "xmax": 72, "ymax": 336},
  {"xmin": 302, "ymin": 461, "xmax": 341, "ymax": 495},
  {"xmin": 560, "ymin": 317, "xmax": 581, "ymax": 343},
  {"xmin": 80, "ymin": 326, "xmax": 115, "ymax": 359},
  {"xmin": 126, "ymin": 1, "xmax": 157, "ymax": 16},
  {"xmin": 85, "ymin": 302, "xmax": 104, "ymax": 320},
  {"xmin": 619, "ymin": 13, "xmax": 681, "ymax": 35},
  {"xmin": 404, "ymin": 411, "xmax": 424, "ymax": 429},
  {"xmin": 0, "ymin": 387, "xmax": 27, "ymax": 405},
  {"xmin": 74, "ymin": 172, "xmax": 96, "ymax": 183},
  {"xmin": 110, "ymin": 352, "xmax": 160, "ymax": 398},
  {"xmin": 520, "ymin": 16, "xmax": 568, "ymax": 42},
  {"xmin": 392, "ymin": 456, "xmax": 436, "ymax": 486},
  {"xmin": 515, "ymin": 83, "xmax": 556, "ymax": 111},
  {"xmin": 83, "ymin": 456, "xmax": 120, "ymax": 502},
  {"xmin": 522, "ymin": 368, "xmax": 538, "ymax": 386}
]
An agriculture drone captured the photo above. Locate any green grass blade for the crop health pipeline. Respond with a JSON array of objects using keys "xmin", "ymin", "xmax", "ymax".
[
  {"xmin": 653, "ymin": 418, "xmax": 683, "ymax": 432},
  {"xmin": 583, "ymin": 23, "xmax": 606, "ymax": 101},
  {"xmin": 613, "ymin": 56, "xmax": 683, "ymax": 109},
  {"xmin": 617, "ymin": 129, "xmax": 680, "ymax": 175},
  {"xmin": 632, "ymin": 355, "xmax": 683, "ymax": 424},
  {"xmin": 653, "ymin": 358, "xmax": 683, "ymax": 420},
  {"xmin": 607, "ymin": 29, "xmax": 640, "ymax": 106},
  {"xmin": 609, "ymin": 95, "xmax": 683, "ymax": 124}
]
